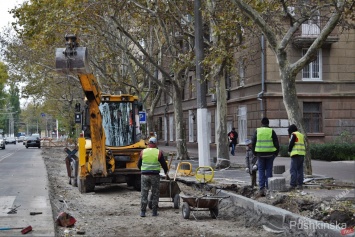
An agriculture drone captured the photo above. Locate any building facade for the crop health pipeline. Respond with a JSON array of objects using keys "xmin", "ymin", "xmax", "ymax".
[{"xmin": 151, "ymin": 22, "xmax": 355, "ymax": 148}]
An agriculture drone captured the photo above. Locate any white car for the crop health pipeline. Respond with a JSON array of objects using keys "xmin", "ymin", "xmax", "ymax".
[{"xmin": 0, "ymin": 135, "xmax": 5, "ymax": 149}]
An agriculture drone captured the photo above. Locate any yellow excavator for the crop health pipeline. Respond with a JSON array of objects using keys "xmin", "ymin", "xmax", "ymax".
[{"xmin": 55, "ymin": 34, "xmax": 146, "ymax": 193}]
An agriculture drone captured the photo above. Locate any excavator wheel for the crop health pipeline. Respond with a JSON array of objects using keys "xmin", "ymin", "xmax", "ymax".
[
  {"xmin": 133, "ymin": 175, "xmax": 141, "ymax": 191},
  {"xmin": 126, "ymin": 175, "xmax": 141, "ymax": 191},
  {"xmin": 126, "ymin": 175, "xmax": 135, "ymax": 187}
]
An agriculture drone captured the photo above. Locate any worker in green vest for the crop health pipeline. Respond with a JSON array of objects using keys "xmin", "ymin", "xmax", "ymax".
[
  {"xmin": 288, "ymin": 124, "xmax": 306, "ymax": 191},
  {"xmin": 138, "ymin": 137, "xmax": 169, "ymax": 217},
  {"xmin": 252, "ymin": 117, "xmax": 279, "ymax": 196}
]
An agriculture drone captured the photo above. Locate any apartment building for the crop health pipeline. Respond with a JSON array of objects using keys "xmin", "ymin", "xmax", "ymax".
[{"xmin": 151, "ymin": 18, "xmax": 355, "ymax": 147}]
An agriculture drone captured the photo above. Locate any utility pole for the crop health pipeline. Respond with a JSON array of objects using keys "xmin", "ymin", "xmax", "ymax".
[{"xmin": 195, "ymin": 0, "xmax": 210, "ymax": 167}]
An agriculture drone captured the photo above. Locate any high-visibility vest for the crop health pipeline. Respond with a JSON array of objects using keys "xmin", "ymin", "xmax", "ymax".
[
  {"xmin": 290, "ymin": 131, "xmax": 306, "ymax": 156},
  {"xmin": 255, "ymin": 127, "xmax": 277, "ymax": 152},
  {"xmin": 141, "ymin": 148, "xmax": 161, "ymax": 171}
]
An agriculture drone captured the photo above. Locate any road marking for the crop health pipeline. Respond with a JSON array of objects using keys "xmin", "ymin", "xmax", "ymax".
[
  {"xmin": 0, "ymin": 148, "xmax": 23, "ymax": 162},
  {"xmin": 0, "ymin": 153, "xmax": 15, "ymax": 162},
  {"xmin": 0, "ymin": 196, "xmax": 16, "ymax": 216}
]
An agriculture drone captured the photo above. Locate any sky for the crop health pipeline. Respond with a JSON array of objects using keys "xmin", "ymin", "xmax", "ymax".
[
  {"xmin": 0, "ymin": 1, "xmax": 24, "ymax": 29},
  {"xmin": 0, "ymin": 1, "xmax": 26, "ymax": 107}
]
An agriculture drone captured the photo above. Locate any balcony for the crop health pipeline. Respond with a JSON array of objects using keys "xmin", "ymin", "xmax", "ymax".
[{"xmin": 292, "ymin": 20, "xmax": 339, "ymax": 48}]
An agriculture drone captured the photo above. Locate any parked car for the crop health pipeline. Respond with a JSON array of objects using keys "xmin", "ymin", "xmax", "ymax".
[
  {"xmin": 5, "ymin": 137, "xmax": 16, "ymax": 145},
  {"xmin": 23, "ymin": 137, "xmax": 28, "ymax": 145},
  {"xmin": 25, "ymin": 136, "xmax": 41, "ymax": 148},
  {"xmin": 18, "ymin": 136, "xmax": 26, "ymax": 142},
  {"xmin": 0, "ymin": 135, "xmax": 5, "ymax": 149}
]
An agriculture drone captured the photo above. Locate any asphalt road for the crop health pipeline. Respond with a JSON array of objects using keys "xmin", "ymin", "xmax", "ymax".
[{"xmin": 0, "ymin": 143, "xmax": 55, "ymax": 237}]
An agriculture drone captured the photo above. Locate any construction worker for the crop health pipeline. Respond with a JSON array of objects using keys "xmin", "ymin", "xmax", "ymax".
[
  {"xmin": 245, "ymin": 139, "xmax": 258, "ymax": 188},
  {"xmin": 288, "ymin": 124, "xmax": 306, "ymax": 190},
  {"xmin": 252, "ymin": 117, "xmax": 279, "ymax": 196},
  {"xmin": 137, "ymin": 137, "xmax": 169, "ymax": 217}
]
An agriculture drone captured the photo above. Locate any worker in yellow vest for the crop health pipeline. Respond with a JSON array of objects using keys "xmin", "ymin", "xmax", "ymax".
[
  {"xmin": 252, "ymin": 117, "xmax": 279, "ymax": 196},
  {"xmin": 138, "ymin": 137, "xmax": 169, "ymax": 217},
  {"xmin": 288, "ymin": 124, "xmax": 306, "ymax": 191}
]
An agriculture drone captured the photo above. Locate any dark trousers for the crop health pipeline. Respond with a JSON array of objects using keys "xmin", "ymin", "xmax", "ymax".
[
  {"xmin": 230, "ymin": 143, "xmax": 236, "ymax": 156},
  {"xmin": 257, "ymin": 155, "xmax": 275, "ymax": 190},
  {"xmin": 290, "ymin": 155, "xmax": 304, "ymax": 187}
]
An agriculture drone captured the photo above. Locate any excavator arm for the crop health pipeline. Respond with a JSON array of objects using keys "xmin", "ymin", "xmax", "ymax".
[
  {"xmin": 55, "ymin": 34, "xmax": 109, "ymax": 177},
  {"xmin": 78, "ymin": 74, "xmax": 107, "ymax": 177}
]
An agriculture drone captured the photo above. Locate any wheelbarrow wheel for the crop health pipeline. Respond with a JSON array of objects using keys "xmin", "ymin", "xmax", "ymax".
[
  {"xmin": 148, "ymin": 193, "xmax": 152, "ymax": 210},
  {"xmin": 173, "ymin": 194, "xmax": 180, "ymax": 209},
  {"xmin": 182, "ymin": 202, "xmax": 190, "ymax": 219},
  {"xmin": 210, "ymin": 206, "xmax": 219, "ymax": 219}
]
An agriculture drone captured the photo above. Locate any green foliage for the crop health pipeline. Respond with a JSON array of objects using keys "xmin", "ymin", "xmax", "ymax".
[
  {"xmin": 279, "ymin": 145, "xmax": 289, "ymax": 157},
  {"xmin": 310, "ymin": 143, "xmax": 355, "ymax": 161},
  {"xmin": 280, "ymin": 138, "xmax": 355, "ymax": 161}
]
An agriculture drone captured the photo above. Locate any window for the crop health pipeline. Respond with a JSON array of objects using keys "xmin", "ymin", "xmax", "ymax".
[
  {"xmin": 237, "ymin": 106, "xmax": 247, "ymax": 143},
  {"xmin": 303, "ymin": 102, "xmax": 322, "ymax": 133},
  {"xmin": 302, "ymin": 49, "xmax": 322, "ymax": 81}
]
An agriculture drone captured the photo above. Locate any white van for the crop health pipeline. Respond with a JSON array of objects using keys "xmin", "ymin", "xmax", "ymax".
[{"xmin": 32, "ymin": 133, "xmax": 40, "ymax": 138}]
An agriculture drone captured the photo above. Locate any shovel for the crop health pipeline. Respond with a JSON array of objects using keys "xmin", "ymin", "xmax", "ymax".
[{"xmin": 0, "ymin": 225, "xmax": 33, "ymax": 234}]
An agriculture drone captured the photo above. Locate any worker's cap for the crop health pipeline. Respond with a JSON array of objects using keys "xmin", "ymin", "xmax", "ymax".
[
  {"xmin": 261, "ymin": 117, "xmax": 269, "ymax": 125},
  {"xmin": 245, "ymin": 139, "xmax": 252, "ymax": 145},
  {"xmin": 149, "ymin": 137, "xmax": 157, "ymax": 144}
]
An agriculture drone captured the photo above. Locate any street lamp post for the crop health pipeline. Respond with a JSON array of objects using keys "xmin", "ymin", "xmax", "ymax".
[{"xmin": 0, "ymin": 111, "xmax": 18, "ymax": 136}]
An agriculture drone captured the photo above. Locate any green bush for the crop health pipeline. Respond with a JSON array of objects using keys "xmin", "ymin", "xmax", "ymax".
[
  {"xmin": 279, "ymin": 145, "xmax": 289, "ymax": 157},
  {"xmin": 279, "ymin": 144, "xmax": 355, "ymax": 161},
  {"xmin": 310, "ymin": 143, "xmax": 355, "ymax": 161}
]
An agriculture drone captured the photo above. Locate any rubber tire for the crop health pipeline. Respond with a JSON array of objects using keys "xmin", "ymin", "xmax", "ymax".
[
  {"xmin": 210, "ymin": 206, "xmax": 219, "ymax": 219},
  {"xmin": 182, "ymin": 202, "xmax": 190, "ymax": 219},
  {"xmin": 274, "ymin": 165, "xmax": 286, "ymax": 174},
  {"xmin": 173, "ymin": 194, "xmax": 180, "ymax": 209},
  {"xmin": 133, "ymin": 175, "xmax": 141, "ymax": 191},
  {"xmin": 148, "ymin": 193, "xmax": 153, "ymax": 210},
  {"xmin": 126, "ymin": 175, "xmax": 135, "ymax": 187}
]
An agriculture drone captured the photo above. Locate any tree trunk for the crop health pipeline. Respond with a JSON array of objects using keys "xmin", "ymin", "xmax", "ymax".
[
  {"xmin": 280, "ymin": 67, "xmax": 312, "ymax": 175},
  {"xmin": 172, "ymin": 84, "xmax": 189, "ymax": 160},
  {"xmin": 216, "ymin": 71, "xmax": 229, "ymax": 160}
]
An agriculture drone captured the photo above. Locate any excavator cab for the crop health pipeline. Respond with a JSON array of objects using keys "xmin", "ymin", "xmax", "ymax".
[{"xmin": 98, "ymin": 98, "xmax": 141, "ymax": 146}]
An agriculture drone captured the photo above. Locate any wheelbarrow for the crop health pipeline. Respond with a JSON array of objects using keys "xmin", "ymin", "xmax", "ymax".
[
  {"xmin": 148, "ymin": 179, "xmax": 181, "ymax": 209},
  {"xmin": 180, "ymin": 194, "xmax": 229, "ymax": 219}
]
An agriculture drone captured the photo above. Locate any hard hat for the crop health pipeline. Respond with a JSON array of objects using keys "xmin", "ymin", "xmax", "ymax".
[{"xmin": 149, "ymin": 137, "xmax": 157, "ymax": 144}]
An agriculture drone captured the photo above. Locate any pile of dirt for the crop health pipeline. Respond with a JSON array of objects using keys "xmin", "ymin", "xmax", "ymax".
[{"xmin": 219, "ymin": 183, "xmax": 355, "ymax": 228}]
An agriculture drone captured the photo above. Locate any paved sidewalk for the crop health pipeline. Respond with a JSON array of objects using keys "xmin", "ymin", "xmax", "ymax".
[
  {"xmin": 158, "ymin": 143, "xmax": 355, "ymax": 200},
  {"xmin": 159, "ymin": 143, "xmax": 354, "ymax": 183}
]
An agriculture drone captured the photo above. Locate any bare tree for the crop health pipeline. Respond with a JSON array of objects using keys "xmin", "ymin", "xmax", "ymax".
[{"xmin": 230, "ymin": 0, "xmax": 352, "ymax": 174}]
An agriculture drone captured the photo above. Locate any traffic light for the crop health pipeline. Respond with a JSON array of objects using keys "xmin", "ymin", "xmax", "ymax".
[{"xmin": 75, "ymin": 103, "xmax": 81, "ymax": 112}]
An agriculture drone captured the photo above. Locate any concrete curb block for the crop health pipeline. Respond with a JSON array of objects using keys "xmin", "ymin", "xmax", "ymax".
[{"xmin": 220, "ymin": 190, "xmax": 354, "ymax": 237}]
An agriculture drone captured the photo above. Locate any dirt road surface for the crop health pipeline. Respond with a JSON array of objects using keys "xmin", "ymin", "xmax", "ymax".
[
  {"xmin": 43, "ymin": 148, "xmax": 278, "ymax": 237},
  {"xmin": 42, "ymin": 147, "xmax": 354, "ymax": 237}
]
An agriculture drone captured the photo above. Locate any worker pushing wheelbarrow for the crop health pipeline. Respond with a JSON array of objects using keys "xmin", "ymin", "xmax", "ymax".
[{"xmin": 148, "ymin": 152, "xmax": 181, "ymax": 209}]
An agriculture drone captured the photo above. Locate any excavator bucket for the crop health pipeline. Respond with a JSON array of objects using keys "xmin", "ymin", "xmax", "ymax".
[{"xmin": 55, "ymin": 46, "xmax": 91, "ymax": 74}]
